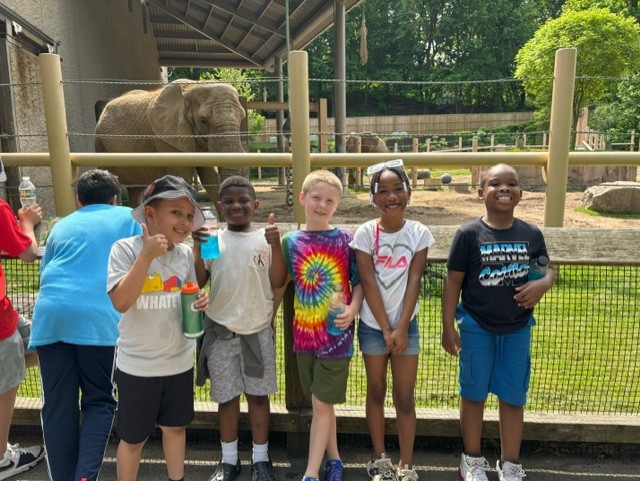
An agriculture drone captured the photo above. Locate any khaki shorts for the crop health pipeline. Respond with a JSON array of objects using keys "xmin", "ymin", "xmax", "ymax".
[{"xmin": 296, "ymin": 353, "xmax": 350, "ymax": 405}]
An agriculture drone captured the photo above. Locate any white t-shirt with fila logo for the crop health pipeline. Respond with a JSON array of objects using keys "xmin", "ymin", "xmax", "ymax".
[{"xmin": 351, "ymin": 219, "xmax": 435, "ymax": 330}]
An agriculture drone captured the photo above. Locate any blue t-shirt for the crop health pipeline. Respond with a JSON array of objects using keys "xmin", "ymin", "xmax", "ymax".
[{"xmin": 30, "ymin": 204, "xmax": 141, "ymax": 347}]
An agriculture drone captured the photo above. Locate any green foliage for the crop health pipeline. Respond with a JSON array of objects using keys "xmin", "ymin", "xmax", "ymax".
[
  {"xmin": 306, "ymin": 0, "xmax": 547, "ymax": 115},
  {"xmin": 515, "ymin": 8, "xmax": 640, "ymax": 126},
  {"xmin": 590, "ymin": 73, "xmax": 640, "ymax": 142}
]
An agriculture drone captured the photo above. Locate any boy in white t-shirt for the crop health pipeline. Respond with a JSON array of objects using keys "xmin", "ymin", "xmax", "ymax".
[{"xmin": 194, "ymin": 176, "xmax": 286, "ymax": 481}]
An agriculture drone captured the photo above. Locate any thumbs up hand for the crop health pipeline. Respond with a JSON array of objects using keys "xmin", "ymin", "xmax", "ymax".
[
  {"xmin": 140, "ymin": 223, "xmax": 169, "ymax": 260},
  {"xmin": 264, "ymin": 213, "xmax": 280, "ymax": 246}
]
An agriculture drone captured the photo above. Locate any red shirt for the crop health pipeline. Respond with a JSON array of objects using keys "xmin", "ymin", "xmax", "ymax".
[{"xmin": 0, "ymin": 199, "xmax": 32, "ymax": 340}]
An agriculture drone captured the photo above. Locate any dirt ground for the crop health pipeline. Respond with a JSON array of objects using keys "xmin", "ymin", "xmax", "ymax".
[{"xmin": 250, "ymin": 179, "xmax": 640, "ymax": 229}]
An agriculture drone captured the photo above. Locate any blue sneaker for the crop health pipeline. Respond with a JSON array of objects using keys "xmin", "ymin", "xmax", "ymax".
[
  {"xmin": 324, "ymin": 460, "xmax": 344, "ymax": 481},
  {"xmin": 301, "ymin": 477, "xmax": 320, "ymax": 481}
]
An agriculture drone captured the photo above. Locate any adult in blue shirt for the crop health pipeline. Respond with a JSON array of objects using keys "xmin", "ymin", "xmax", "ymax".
[{"xmin": 30, "ymin": 169, "xmax": 142, "ymax": 481}]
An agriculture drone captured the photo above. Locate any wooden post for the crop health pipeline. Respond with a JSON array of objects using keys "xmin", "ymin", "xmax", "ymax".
[
  {"xmin": 355, "ymin": 136, "xmax": 362, "ymax": 187},
  {"xmin": 39, "ymin": 54, "xmax": 75, "ymax": 216},
  {"xmin": 544, "ymin": 48, "xmax": 576, "ymax": 227},
  {"xmin": 411, "ymin": 138, "xmax": 419, "ymax": 188},
  {"xmin": 318, "ymin": 98, "xmax": 328, "ymax": 153},
  {"xmin": 289, "ymin": 51, "xmax": 310, "ymax": 225}
]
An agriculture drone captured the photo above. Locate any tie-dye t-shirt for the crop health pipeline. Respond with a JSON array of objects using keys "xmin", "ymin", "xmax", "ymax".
[{"xmin": 282, "ymin": 228, "xmax": 359, "ymax": 359}]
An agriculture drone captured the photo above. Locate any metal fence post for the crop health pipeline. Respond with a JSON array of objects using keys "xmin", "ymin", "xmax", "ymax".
[{"xmin": 39, "ymin": 53, "xmax": 75, "ymax": 216}]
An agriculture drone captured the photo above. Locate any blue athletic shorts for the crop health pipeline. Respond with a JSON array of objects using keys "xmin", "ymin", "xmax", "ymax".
[
  {"xmin": 456, "ymin": 305, "xmax": 533, "ymax": 407},
  {"xmin": 358, "ymin": 316, "xmax": 420, "ymax": 356}
]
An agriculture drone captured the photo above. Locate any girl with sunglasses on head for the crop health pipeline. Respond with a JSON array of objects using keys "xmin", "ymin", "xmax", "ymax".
[{"xmin": 349, "ymin": 160, "xmax": 435, "ymax": 481}]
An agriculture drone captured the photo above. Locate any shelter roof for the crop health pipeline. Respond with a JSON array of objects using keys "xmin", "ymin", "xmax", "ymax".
[{"xmin": 143, "ymin": 0, "xmax": 364, "ymax": 71}]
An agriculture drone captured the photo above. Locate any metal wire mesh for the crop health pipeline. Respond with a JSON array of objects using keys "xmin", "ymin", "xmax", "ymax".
[{"xmin": 4, "ymin": 257, "xmax": 639, "ymax": 415}]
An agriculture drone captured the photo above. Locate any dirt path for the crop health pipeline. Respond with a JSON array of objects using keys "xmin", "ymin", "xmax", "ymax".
[{"xmin": 250, "ymin": 181, "xmax": 640, "ymax": 229}]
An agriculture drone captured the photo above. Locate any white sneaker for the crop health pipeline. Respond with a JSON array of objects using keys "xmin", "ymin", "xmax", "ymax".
[
  {"xmin": 0, "ymin": 444, "xmax": 46, "ymax": 481},
  {"xmin": 458, "ymin": 453, "xmax": 489, "ymax": 481},
  {"xmin": 496, "ymin": 460, "xmax": 526, "ymax": 481},
  {"xmin": 367, "ymin": 454, "xmax": 398, "ymax": 481},
  {"xmin": 396, "ymin": 466, "xmax": 418, "ymax": 481}
]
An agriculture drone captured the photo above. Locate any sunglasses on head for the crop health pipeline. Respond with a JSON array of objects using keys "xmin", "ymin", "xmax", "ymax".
[{"xmin": 366, "ymin": 159, "xmax": 404, "ymax": 176}]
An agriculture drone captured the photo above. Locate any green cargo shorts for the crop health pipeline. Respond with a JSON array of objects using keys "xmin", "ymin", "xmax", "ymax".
[{"xmin": 296, "ymin": 353, "xmax": 351, "ymax": 405}]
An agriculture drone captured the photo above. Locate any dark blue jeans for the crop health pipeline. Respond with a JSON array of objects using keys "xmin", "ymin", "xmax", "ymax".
[{"xmin": 37, "ymin": 343, "xmax": 116, "ymax": 481}]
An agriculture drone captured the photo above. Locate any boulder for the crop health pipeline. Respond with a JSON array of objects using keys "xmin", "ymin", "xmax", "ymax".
[{"xmin": 581, "ymin": 181, "xmax": 640, "ymax": 214}]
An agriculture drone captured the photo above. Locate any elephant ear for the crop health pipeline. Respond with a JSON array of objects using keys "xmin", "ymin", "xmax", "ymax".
[{"xmin": 148, "ymin": 81, "xmax": 196, "ymax": 151}]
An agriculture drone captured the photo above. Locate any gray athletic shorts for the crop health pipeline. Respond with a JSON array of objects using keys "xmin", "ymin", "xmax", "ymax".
[
  {"xmin": 0, "ymin": 315, "xmax": 31, "ymax": 394},
  {"xmin": 206, "ymin": 325, "xmax": 277, "ymax": 404}
]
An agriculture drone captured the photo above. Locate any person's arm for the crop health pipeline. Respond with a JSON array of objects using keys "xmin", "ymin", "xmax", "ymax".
[
  {"xmin": 16, "ymin": 204, "xmax": 42, "ymax": 263},
  {"xmin": 265, "ymin": 214, "xmax": 286, "ymax": 289},
  {"xmin": 390, "ymin": 247, "xmax": 429, "ymax": 355},
  {"xmin": 109, "ymin": 224, "xmax": 169, "ymax": 313},
  {"xmin": 355, "ymin": 249, "xmax": 394, "ymax": 349},
  {"xmin": 513, "ymin": 262, "xmax": 555, "ymax": 309},
  {"xmin": 441, "ymin": 269, "xmax": 465, "ymax": 357}
]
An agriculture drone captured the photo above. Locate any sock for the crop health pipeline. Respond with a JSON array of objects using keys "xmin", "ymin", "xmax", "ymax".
[
  {"xmin": 221, "ymin": 439, "xmax": 238, "ymax": 466},
  {"xmin": 252, "ymin": 441, "xmax": 269, "ymax": 463}
]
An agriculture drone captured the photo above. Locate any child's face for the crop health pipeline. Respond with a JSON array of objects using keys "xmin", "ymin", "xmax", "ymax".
[
  {"xmin": 144, "ymin": 197, "xmax": 196, "ymax": 244},
  {"xmin": 299, "ymin": 181, "xmax": 341, "ymax": 227},
  {"xmin": 217, "ymin": 186, "xmax": 258, "ymax": 231},
  {"xmin": 371, "ymin": 169, "xmax": 410, "ymax": 217},
  {"xmin": 479, "ymin": 165, "xmax": 522, "ymax": 212}
]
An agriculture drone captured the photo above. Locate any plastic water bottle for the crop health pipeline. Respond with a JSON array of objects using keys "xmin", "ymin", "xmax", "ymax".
[
  {"xmin": 200, "ymin": 207, "xmax": 220, "ymax": 259},
  {"xmin": 18, "ymin": 176, "xmax": 36, "ymax": 208},
  {"xmin": 528, "ymin": 255, "xmax": 549, "ymax": 281},
  {"xmin": 326, "ymin": 284, "xmax": 346, "ymax": 336}
]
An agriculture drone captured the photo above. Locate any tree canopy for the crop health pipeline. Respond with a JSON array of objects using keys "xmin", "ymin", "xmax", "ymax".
[{"xmin": 515, "ymin": 7, "xmax": 640, "ymax": 127}]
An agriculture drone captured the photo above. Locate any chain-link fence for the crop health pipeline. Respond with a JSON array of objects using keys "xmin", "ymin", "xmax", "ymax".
[{"xmin": 5, "ymin": 256, "xmax": 638, "ymax": 415}]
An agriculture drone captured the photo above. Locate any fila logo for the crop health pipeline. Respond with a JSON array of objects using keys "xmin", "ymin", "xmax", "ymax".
[{"xmin": 374, "ymin": 255, "xmax": 409, "ymax": 269}]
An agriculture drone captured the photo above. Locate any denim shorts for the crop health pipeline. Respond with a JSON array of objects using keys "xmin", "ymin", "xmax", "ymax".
[
  {"xmin": 357, "ymin": 317, "xmax": 420, "ymax": 356},
  {"xmin": 456, "ymin": 305, "xmax": 533, "ymax": 407}
]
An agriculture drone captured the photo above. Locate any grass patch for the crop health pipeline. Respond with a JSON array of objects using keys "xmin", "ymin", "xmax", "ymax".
[{"xmin": 575, "ymin": 206, "xmax": 640, "ymax": 220}]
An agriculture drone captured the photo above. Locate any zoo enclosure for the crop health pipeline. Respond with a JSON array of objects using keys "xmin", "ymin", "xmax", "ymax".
[{"xmin": 2, "ymin": 49, "xmax": 640, "ymax": 226}]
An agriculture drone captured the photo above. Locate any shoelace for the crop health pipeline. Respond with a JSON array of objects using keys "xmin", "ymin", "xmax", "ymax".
[
  {"xmin": 468, "ymin": 458, "xmax": 490, "ymax": 475},
  {"xmin": 398, "ymin": 469, "xmax": 418, "ymax": 481},
  {"xmin": 502, "ymin": 464, "xmax": 526, "ymax": 479},
  {"xmin": 325, "ymin": 464, "xmax": 343, "ymax": 481}
]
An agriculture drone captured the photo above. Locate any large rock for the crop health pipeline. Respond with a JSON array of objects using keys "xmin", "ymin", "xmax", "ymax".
[{"xmin": 581, "ymin": 181, "xmax": 640, "ymax": 213}]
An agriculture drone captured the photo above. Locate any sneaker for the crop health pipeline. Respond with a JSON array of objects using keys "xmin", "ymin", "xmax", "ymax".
[
  {"xmin": 458, "ymin": 454, "xmax": 489, "ymax": 481},
  {"xmin": 496, "ymin": 460, "xmax": 526, "ymax": 481},
  {"xmin": 396, "ymin": 467, "xmax": 418, "ymax": 481},
  {"xmin": 0, "ymin": 444, "xmax": 46, "ymax": 481},
  {"xmin": 209, "ymin": 459, "xmax": 242, "ymax": 481},
  {"xmin": 366, "ymin": 454, "xmax": 398, "ymax": 481},
  {"xmin": 324, "ymin": 459, "xmax": 343, "ymax": 481},
  {"xmin": 301, "ymin": 477, "xmax": 320, "ymax": 481},
  {"xmin": 252, "ymin": 458, "xmax": 277, "ymax": 481}
]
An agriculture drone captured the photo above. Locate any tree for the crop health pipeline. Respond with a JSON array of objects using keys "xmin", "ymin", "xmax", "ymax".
[{"xmin": 515, "ymin": 7, "xmax": 640, "ymax": 132}]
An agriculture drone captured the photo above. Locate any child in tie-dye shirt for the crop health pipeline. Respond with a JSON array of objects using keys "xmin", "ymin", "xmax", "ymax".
[{"xmin": 280, "ymin": 170, "xmax": 363, "ymax": 481}]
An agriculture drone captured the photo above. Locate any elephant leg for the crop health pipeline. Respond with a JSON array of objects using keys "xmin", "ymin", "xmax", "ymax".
[
  {"xmin": 125, "ymin": 187, "xmax": 146, "ymax": 208},
  {"xmin": 196, "ymin": 166, "xmax": 222, "ymax": 208}
]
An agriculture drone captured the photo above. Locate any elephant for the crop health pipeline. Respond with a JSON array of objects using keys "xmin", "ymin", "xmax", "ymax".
[
  {"xmin": 94, "ymin": 79, "xmax": 247, "ymax": 206},
  {"xmin": 346, "ymin": 132, "xmax": 389, "ymax": 186}
]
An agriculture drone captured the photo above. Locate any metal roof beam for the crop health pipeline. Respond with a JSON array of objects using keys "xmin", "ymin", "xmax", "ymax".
[{"xmin": 146, "ymin": 0, "xmax": 264, "ymax": 68}]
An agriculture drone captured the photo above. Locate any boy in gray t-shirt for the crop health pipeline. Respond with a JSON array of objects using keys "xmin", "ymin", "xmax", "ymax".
[{"xmin": 108, "ymin": 175, "xmax": 209, "ymax": 481}]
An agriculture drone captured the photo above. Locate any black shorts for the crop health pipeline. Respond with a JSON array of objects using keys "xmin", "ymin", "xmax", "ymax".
[{"xmin": 114, "ymin": 368, "xmax": 194, "ymax": 444}]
